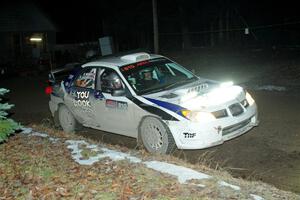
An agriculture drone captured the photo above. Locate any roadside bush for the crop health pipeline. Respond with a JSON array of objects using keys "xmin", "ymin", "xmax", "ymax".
[{"xmin": 0, "ymin": 88, "xmax": 21, "ymax": 142}]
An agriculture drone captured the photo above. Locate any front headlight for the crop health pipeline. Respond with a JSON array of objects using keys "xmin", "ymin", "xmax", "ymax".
[
  {"xmin": 181, "ymin": 110, "xmax": 216, "ymax": 122},
  {"xmin": 245, "ymin": 92, "xmax": 255, "ymax": 106}
]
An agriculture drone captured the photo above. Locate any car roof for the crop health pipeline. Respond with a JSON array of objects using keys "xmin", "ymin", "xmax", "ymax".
[{"xmin": 81, "ymin": 52, "xmax": 163, "ymax": 69}]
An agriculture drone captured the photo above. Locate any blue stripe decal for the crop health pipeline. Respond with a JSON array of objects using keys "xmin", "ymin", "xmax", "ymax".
[{"xmin": 145, "ymin": 97, "xmax": 186, "ymax": 118}]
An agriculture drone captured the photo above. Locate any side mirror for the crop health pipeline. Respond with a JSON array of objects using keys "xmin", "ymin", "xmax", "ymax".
[{"xmin": 112, "ymin": 89, "xmax": 126, "ymax": 96}]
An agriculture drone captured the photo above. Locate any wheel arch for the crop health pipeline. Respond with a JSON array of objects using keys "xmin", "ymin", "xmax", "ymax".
[{"xmin": 53, "ymin": 103, "xmax": 65, "ymax": 127}]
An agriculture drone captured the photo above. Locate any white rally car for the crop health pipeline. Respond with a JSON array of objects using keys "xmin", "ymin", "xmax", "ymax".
[{"xmin": 48, "ymin": 52, "xmax": 259, "ymax": 154}]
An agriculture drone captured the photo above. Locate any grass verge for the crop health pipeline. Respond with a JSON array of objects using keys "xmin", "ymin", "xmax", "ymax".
[{"xmin": 0, "ymin": 125, "xmax": 299, "ymax": 200}]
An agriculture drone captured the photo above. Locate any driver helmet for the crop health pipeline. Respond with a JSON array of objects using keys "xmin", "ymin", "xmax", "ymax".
[
  {"xmin": 105, "ymin": 72, "xmax": 122, "ymax": 89},
  {"xmin": 142, "ymin": 68, "xmax": 153, "ymax": 80}
]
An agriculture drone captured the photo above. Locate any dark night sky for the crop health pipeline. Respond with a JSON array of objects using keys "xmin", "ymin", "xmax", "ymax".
[{"xmin": 29, "ymin": 0, "xmax": 300, "ymax": 44}]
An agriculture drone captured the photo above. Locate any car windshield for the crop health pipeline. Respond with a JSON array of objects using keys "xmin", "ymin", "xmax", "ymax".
[{"xmin": 120, "ymin": 58, "xmax": 198, "ymax": 95}]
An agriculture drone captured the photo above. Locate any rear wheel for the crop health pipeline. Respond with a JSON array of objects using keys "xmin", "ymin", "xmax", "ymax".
[
  {"xmin": 58, "ymin": 105, "xmax": 77, "ymax": 133},
  {"xmin": 139, "ymin": 117, "xmax": 176, "ymax": 154}
]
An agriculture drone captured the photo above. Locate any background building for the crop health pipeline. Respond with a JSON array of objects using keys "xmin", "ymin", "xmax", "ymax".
[{"xmin": 0, "ymin": 2, "xmax": 56, "ymax": 73}]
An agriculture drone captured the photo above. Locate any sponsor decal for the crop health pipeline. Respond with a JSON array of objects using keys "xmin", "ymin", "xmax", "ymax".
[
  {"xmin": 75, "ymin": 68, "xmax": 96, "ymax": 89},
  {"xmin": 105, "ymin": 99, "xmax": 128, "ymax": 110},
  {"xmin": 105, "ymin": 99, "xmax": 117, "ymax": 108},
  {"xmin": 73, "ymin": 91, "xmax": 91, "ymax": 107},
  {"xmin": 68, "ymin": 74, "xmax": 74, "ymax": 79},
  {"xmin": 120, "ymin": 60, "xmax": 150, "ymax": 72},
  {"xmin": 94, "ymin": 90, "xmax": 105, "ymax": 100},
  {"xmin": 77, "ymin": 91, "xmax": 89, "ymax": 99},
  {"xmin": 183, "ymin": 132, "xmax": 196, "ymax": 138}
]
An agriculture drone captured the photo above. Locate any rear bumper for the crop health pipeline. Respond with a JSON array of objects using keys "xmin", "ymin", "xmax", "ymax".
[{"xmin": 49, "ymin": 94, "xmax": 63, "ymax": 116}]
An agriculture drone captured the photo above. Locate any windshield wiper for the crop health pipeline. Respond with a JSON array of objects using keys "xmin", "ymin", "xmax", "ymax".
[
  {"xmin": 164, "ymin": 77, "xmax": 197, "ymax": 90},
  {"xmin": 142, "ymin": 87, "xmax": 166, "ymax": 95},
  {"xmin": 140, "ymin": 77, "xmax": 198, "ymax": 95}
]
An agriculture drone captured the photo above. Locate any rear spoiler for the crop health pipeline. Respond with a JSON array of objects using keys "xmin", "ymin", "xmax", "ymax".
[{"xmin": 48, "ymin": 63, "xmax": 80, "ymax": 85}]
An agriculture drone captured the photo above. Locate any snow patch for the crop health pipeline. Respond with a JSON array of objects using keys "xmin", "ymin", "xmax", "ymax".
[
  {"xmin": 218, "ymin": 181, "xmax": 241, "ymax": 191},
  {"xmin": 65, "ymin": 140, "xmax": 102, "ymax": 165},
  {"xmin": 189, "ymin": 183, "xmax": 206, "ymax": 187},
  {"xmin": 100, "ymin": 147, "xmax": 142, "ymax": 163},
  {"xmin": 29, "ymin": 132, "xmax": 48, "ymax": 138},
  {"xmin": 49, "ymin": 137, "xmax": 60, "ymax": 143},
  {"xmin": 21, "ymin": 127, "xmax": 32, "ymax": 134},
  {"xmin": 250, "ymin": 194, "xmax": 264, "ymax": 200},
  {"xmin": 256, "ymin": 85, "xmax": 286, "ymax": 92},
  {"xmin": 66, "ymin": 140, "xmax": 141, "ymax": 165},
  {"xmin": 21, "ymin": 127, "xmax": 60, "ymax": 143},
  {"xmin": 144, "ymin": 161, "xmax": 211, "ymax": 184},
  {"xmin": 66, "ymin": 140, "xmax": 210, "ymax": 184}
]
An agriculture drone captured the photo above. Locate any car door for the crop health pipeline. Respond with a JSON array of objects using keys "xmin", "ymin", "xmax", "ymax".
[
  {"xmin": 90, "ymin": 67, "xmax": 138, "ymax": 137},
  {"xmin": 63, "ymin": 67, "xmax": 97, "ymax": 126}
]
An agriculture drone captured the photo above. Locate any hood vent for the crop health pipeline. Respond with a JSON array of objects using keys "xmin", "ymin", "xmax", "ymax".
[
  {"xmin": 159, "ymin": 93, "xmax": 178, "ymax": 99},
  {"xmin": 187, "ymin": 83, "xmax": 209, "ymax": 93}
]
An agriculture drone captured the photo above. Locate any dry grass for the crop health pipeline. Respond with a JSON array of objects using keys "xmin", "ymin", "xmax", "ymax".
[{"xmin": 1, "ymin": 124, "xmax": 299, "ymax": 200}]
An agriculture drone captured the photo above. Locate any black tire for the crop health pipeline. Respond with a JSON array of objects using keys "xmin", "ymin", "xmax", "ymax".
[
  {"xmin": 139, "ymin": 117, "xmax": 176, "ymax": 154},
  {"xmin": 58, "ymin": 105, "xmax": 77, "ymax": 133}
]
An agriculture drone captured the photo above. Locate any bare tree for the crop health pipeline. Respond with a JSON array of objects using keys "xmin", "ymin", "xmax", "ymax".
[
  {"xmin": 177, "ymin": 1, "xmax": 192, "ymax": 50},
  {"xmin": 152, "ymin": 0, "xmax": 159, "ymax": 53}
]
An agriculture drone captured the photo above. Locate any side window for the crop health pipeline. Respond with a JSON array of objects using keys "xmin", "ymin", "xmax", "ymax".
[
  {"xmin": 100, "ymin": 68, "xmax": 124, "ymax": 93},
  {"xmin": 74, "ymin": 68, "xmax": 97, "ymax": 89}
]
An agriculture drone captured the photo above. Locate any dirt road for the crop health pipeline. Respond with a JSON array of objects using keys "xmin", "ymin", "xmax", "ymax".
[{"xmin": 1, "ymin": 74, "xmax": 300, "ymax": 193}]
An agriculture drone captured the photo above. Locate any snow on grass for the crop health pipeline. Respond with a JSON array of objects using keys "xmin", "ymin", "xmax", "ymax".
[
  {"xmin": 48, "ymin": 137, "xmax": 60, "ymax": 143},
  {"xmin": 144, "ymin": 161, "xmax": 210, "ymax": 184},
  {"xmin": 250, "ymin": 194, "xmax": 265, "ymax": 200},
  {"xmin": 65, "ymin": 140, "xmax": 106, "ymax": 165},
  {"xmin": 21, "ymin": 127, "xmax": 264, "ymax": 199},
  {"xmin": 66, "ymin": 140, "xmax": 142, "ymax": 165},
  {"xmin": 66, "ymin": 140, "xmax": 210, "ymax": 184},
  {"xmin": 29, "ymin": 132, "xmax": 48, "ymax": 138},
  {"xmin": 218, "ymin": 180, "xmax": 241, "ymax": 191},
  {"xmin": 99, "ymin": 147, "xmax": 142, "ymax": 163},
  {"xmin": 63, "ymin": 139, "xmax": 263, "ymax": 199},
  {"xmin": 21, "ymin": 127, "xmax": 33, "ymax": 134},
  {"xmin": 21, "ymin": 127, "xmax": 59, "ymax": 143}
]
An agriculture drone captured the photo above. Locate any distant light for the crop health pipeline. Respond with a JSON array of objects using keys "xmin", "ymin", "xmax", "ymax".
[{"xmin": 30, "ymin": 37, "xmax": 42, "ymax": 42}]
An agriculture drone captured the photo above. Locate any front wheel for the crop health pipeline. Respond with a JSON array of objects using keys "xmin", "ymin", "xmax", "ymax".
[
  {"xmin": 58, "ymin": 105, "xmax": 77, "ymax": 133},
  {"xmin": 139, "ymin": 117, "xmax": 176, "ymax": 154}
]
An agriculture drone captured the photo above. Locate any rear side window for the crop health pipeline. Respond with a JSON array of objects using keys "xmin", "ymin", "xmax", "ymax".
[{"xmin": 74, "ymin": 68, "xmax": 97, "ymax": 89}]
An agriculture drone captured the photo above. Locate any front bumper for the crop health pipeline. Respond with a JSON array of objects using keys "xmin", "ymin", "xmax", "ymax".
[{"xmin": 167, "ymin": 103, "xmax": 259, "ymax": 150}]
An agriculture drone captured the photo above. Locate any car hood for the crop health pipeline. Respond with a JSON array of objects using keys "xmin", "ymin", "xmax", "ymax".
[{"xmin": 143, "ymin": 79, "xmax": 245, "ymax": 111}]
